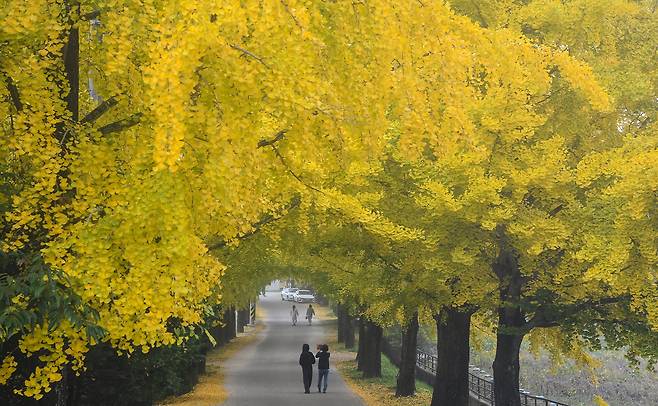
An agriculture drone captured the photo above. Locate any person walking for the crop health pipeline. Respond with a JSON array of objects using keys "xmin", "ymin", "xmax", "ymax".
[
  {"xmin": 291, "ymin": 305, "xmax": 299, "ymax": 326},
  {"xmin": 306, "ymin": 304, "xmax": 315, "ymax": 325},
  {"xmin": 299, "ymin": 343, "xmax": 316, "ymax": 394},
  {"xmin": 315, "ymin": 344, "xmax": 330, "ymax": 393}
]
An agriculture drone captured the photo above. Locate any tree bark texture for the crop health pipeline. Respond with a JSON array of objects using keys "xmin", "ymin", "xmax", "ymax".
[
  {"xmin": 227, "ymin": 307, "xmax": 237, "ymax": 340},
  {"xmin": 337, "ymin": 304, "xmax": 346, "ymax": 343},
  {"xmin": 221, "ymin": 308, "xmax": 235, "ymax": 343},
  {"xmin": 357, "ymin": 316, "xmax": 366, "ymax": 370},
  {"xmin": 344, "ymin": 312, "xmax": 355, "ymax": 349},
  {"xmin": 493, "ymin": 245, "xmax": 525, "ymax": 406},
  {"xmin": 431, "ymin": 307, "xmax": 473, "ymax": 406},
  {"xmin": 54, "ymin": 7, "xmax": 79, "ymax": 405},
  {"xmin": 361, "ymin": 319, "xmax": 383, "ymax": 378},
  {"xmin": 237, "ymin": 308, "xmax": 248, "ymax": 333},
  {"xmin": 396, "ymin": 311, "xmax": 419, "ymax": 397}
]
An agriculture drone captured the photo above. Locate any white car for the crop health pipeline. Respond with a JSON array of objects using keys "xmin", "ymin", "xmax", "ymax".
[
  {"xmin": 281, "ymin": 288, "xmax": 292, "ymax": 301},
  {"xmin": 281, "ymin": 288, "xmax": 298, "ymax": 301},
  {"xmin": 293, "ymin": 289, "xmax": 315, "ymax": 303}
]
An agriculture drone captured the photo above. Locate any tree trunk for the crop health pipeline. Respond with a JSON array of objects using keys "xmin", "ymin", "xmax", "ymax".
[
  {"xmin": 54, "ymin": 11, "xmax": 78, "ymax": 405},
  {"xmin": 54, "ymin": 365, "xmax": 69, "ymax": 406},
  {"xmin": 337, "ymin": 304, "xmax": 346, "ymax": 343},
  {"xmin": 361, "ymin": 319, "xmax": 382, "ymax": 378},
  {"xmin": 237, "ymin": 308, "xmax": 247, "ymax": 333},
  {"xmin": 66, "ymin": 363, "xmax": 81, "ymax": 406},
  {"xmin": 431, "ymin": 307, "xmax": 473, "ymax": 406},
  {"xmin": 493, "ymin": 325, "xmax": 524, "ymax": 406},
  {"xmin": 227, "ymin": 307, "xmax": 237, "ymax": 340},
  {"xmin": 492, "ymin": 244, "xmax": 525, "ymax": 406},
  {"xmin": 344, "ymin": 312, "xmax": 355, "ymax": 349},
  {"xmin": 63, "ymin": 19, "xmax": 79, "ymax": 122},
  {"xmin": 396, "ymin": 311, "xmax": 418, "ymax": 397},
  {"xmin": 222, "ymin": 308, "xmax": 234, "ymax": 343},
  {"xmin": 356, "ymin": 316, "xmax": 366, "ymax": 370}
]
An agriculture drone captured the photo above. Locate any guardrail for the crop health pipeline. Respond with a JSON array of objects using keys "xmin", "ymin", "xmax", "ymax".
[{"xmin": 416, "ymin": 349, "xmax": 569, "ymax": 406}]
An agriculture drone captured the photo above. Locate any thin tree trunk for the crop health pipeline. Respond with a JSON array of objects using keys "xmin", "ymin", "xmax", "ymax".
[
  {"xmin": 63, "ymin": 19, "xmax": 79, "ymax": 122},
  {"xmin": 431, "ymin": 307, "xmax": 473, "ymax": 406},
  {"xmin": 54, "ymin": 7, "xmax": 79, "ymax": 405},
  {"xmin": 228, "ymin": 307, "xmax": 237, "ymax": 340},
  {"xmin": 357, "ymin": 316, "xmax": 366, "ymax": 370},
  {"xmin": 337, "ymin": 304, "xmax": 346, "ymax": 343},
  {"xmin": 361, "ymin": 319, "xmax": 382, "ymax": 378},
  {"xmin": 222, "ymin": 308, "xmax": 234, "ymax": 343},
  {"xmin": 237, "ymin": 308, "xmax": 247, "ymax": 333},
  {"xmin": 54, "ymin": 366, "xmax": 69, "ymax": 406},
  {"xmin": 396, "ymin": 311, "xmax": 418, "ymax": 397}
]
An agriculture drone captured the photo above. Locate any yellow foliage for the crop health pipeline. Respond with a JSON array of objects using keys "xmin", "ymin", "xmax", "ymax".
[
  {"xmin": 593, "ymin": 394, "xmax": 610, "ymax": 406},
  {"xmin": 1, "ymin": 0, "xmax": 656, "ymax": 399}
]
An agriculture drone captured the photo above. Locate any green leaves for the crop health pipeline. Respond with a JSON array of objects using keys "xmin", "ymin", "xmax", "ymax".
[{"xmin": 0, "ymin": 251, "xmax": 105, "ymax": 343}]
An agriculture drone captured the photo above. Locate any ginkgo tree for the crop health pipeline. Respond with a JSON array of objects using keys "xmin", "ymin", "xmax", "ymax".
[
  {"xmin": 1, "ymin": 0, "xmax": 655, "ymax": 405},
  {"xmin": 0, "ymin": 0, "xmax": 394, "ymax": 399},
  {"xmin": 229, "ymin": 3, "xmax": 656, "ymax": 406}
]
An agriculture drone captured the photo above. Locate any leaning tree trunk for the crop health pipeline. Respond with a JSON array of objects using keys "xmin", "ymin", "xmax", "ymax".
[
  {"xmin": 396, "ymin": 311, "xmax": 419, "ymax": 397},
  {"xmin": 361, "ymin": 319, "xmax": 383, "ymax": 378},
  {"xmin": 431, "ymin": 307, "xmax": 474, "ymax": 406},
  {"xmin": 492, "ymin": 243, "xmax": 526, "ymax": 406},
  {"xmin": 344, "ymin": 312, "xmax": 355, "ymax": 349}
]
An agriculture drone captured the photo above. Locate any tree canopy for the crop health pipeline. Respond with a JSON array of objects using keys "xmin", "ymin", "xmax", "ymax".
[{"xmin": 1, "ymin": 0, "xmax": 656, "ymax": 403}]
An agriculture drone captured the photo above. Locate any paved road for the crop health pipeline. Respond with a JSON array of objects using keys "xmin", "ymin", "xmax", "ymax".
[{"xmin": 222, "ymin": 294, "xmax": 364, "ymax": 405}]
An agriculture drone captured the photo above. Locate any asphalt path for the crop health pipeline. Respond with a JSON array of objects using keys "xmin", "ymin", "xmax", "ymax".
[{"xmin": 221, "ymin": 293, "xmax": 364, "ymax": 405}]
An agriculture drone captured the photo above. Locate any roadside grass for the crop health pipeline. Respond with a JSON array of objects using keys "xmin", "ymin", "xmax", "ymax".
[
  {"xmin": 337, "ymin": 354, "xmax": 433, "ymax": 406},
  {"xmin": 470, "ymin": 338, "xmax": 658, "ymax": 406},
  {"xmin": 158, "ymin": 309, "xmax": 264, "ymax": 406},
  {"xmin": 315, "ymin": 302, "xmax": 433, "ymax": 405}
]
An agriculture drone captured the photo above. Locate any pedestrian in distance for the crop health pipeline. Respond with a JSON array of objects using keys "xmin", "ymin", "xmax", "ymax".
[
  {"xmin": 299, "ymin": 343, "xmax": 316, "ymax": 394},
  {"xmin": 306, "ymin": 304, "xmax": 315, "ymax": 325},
  {"xmin": 291, "ymin": 305, "xmax": 299, "ymax": 326},
  {"xmin": 315, "ymin": 344, "xmax": 330, "ymax": 393}
]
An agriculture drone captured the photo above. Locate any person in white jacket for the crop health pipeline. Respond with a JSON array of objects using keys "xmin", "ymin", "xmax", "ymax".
[{"xmin": 291, "ymin": 305, "xmax": 299, "ymax": 326}]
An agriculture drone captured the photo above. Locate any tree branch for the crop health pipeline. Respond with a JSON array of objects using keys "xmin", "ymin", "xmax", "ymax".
[
  {"xmin": 4, "ymin": 75, "xmax": 22, "ymax": 111},
  {"xmin": 272, "ymin": 145, "xmax": 325, "ymax": 194},
  {"xmin": 257, "ymin": 129, "xmax": 288, "ymax": 148},
  {"xmin": 208, "ymin": 196, "xmax": 301, "ymax": 250},
  {"xmin": 280, "ymin": 0, "xmax": 303, "ymax": 31},
  {"xmin": 81, "ymin": 96, "xmax": 118, "ymax": 124},
  {"xmin": 229, "ymin": 44, "xmax": 270, "ymax": 68},
  {"xmin": 313, "ymin": 253, "xmax": 355, "ymax": 275},
  {"xmin": 548, "ymin": 203, "xmax": 564, "ymax": 217},
  {"xmin": 526, "ymin": 295, "xmax": 630, "ymax": 331},
  {"xmin": 98, "ymin": 113, "xmax": 142, "ymax": 135},
  {"xmin": 257, "ymin": 129, "xmax": 324, "ymax": 194},
  {"xmin": 83, "ymin": 10, "xmax": 101, "ymax": 20}
]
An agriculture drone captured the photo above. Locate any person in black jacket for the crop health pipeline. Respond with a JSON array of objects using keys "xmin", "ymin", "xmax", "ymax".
[
  {"xmin": 315, "ymin": 344, "xmax": 330, "ymax": 393},
  {"xmin": 299, "ymin": 343, "xmax": 316, "ymax": 393}
]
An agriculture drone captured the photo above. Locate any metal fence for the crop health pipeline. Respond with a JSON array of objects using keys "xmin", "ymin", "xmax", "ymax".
[{"xmin": 415, "ymin": 349, "xmax": 570, "ymax": 406}]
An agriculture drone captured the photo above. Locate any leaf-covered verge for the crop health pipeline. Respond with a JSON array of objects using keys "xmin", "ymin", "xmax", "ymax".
[
  {"xmin": 158, "ymin": 321, "xmax": 264, "ymax": 406},
  {"xmin": 319, "ymin": 304, "xmax": 432, "ymax": 406}
]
